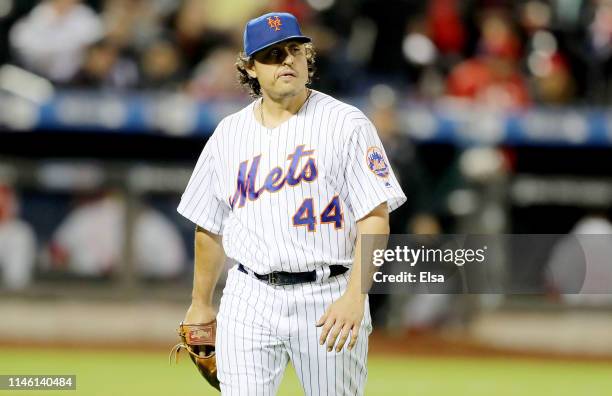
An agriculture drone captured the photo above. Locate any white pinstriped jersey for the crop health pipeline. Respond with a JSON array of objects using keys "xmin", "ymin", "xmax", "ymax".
[{"xmin": 178, "ymin": 89, "xmax": 406, "ymax": 274}]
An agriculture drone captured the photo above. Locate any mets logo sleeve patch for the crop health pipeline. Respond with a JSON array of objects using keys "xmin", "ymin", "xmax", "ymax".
[
  {"xmin": 366, "ymin": 146, "xmax": 390, "ymax": 178},
  {"xmin": 341, "ymin": 121, "xmax": 407, "ymax": 221}
]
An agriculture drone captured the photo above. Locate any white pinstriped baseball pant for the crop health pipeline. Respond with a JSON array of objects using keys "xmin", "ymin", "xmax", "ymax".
[{"xmin": 216, "ymin": 265, "xmax": 372, "ymax": 395}]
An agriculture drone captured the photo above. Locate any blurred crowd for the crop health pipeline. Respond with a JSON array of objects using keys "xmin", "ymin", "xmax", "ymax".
[
  {"xmin": 0, "ymin": 0, "xmax": 612, "ymax": 106},
  {"xmin": 0, "ymin": 181, "xmax": 190, "ymax": 291}
]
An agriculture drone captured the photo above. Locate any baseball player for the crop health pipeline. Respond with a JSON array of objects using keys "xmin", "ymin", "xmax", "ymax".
[{"xmin": 178, "ymin": 12, "xmax": 406, "ymax": 395}]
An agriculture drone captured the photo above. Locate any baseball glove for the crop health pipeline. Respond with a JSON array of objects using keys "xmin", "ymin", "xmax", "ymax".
[{"xmin": 170, "ymin": 320, "xmax": 220, "ymax": 391}]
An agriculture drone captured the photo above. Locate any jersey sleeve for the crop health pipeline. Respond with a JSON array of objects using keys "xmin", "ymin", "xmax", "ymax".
[
  {"xmin": 177, "ymin": 134, "xmax": 230, "ymax": 235},
  {"xmin": 342, "ymin": 121, "xmax": 407, "ymax": 221}
]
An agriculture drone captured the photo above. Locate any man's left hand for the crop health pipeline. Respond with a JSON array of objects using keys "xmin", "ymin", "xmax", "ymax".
[{"xmin": 316, "ymin": 293, "xmax": 366, "ymax": 352}]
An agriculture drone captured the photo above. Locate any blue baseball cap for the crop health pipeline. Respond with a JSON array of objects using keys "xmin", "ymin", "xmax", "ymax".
[{"xmin": 243, "ymin": 12, "xmax": 311, "ymax": 57}]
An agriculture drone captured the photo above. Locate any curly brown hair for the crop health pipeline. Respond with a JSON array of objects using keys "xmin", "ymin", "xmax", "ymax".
[{"xmin": 235, "ymin": 43, "xmax": 316, "ymax": 98}]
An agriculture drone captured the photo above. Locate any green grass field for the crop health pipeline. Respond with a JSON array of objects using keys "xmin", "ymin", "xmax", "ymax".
[{"xmin": 0, "ymin": 347, "xmax": 610, "ymax": 395}]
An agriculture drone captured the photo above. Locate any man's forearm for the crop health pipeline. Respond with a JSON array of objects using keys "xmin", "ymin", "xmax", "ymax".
[
  {"xmin": 345, "ymin": 203, "xmax": 390, "ymax": 298},
  {"xmin": 192, "ymin": 226, "xmax": 226, "ymax": 306}
]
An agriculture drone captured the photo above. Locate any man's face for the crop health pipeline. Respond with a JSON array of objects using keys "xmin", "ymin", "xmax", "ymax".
[{"xmin": 247, "ymin": 41, "xmax": 309, "ymax": 98}]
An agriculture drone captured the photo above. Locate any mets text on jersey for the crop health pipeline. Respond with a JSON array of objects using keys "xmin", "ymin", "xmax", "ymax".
[{"xmin": 229, "ymin": 144, "xmax": 317, "ymax": 209}]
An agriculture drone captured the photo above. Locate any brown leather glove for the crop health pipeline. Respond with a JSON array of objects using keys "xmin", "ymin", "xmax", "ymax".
[{"xmin": 170, "ymin": 320, "xmax": 220, "ymax": 391}]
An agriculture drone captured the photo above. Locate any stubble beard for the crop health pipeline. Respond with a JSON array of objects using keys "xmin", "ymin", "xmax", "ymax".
[{"xmin": 266, "ymin": 78, "xmax": 308, "ymax": 102}]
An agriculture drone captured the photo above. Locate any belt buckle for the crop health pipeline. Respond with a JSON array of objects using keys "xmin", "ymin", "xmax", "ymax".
[{"xmin": 268, "ymin": 272, "xmax": 280, "ymax": 285}]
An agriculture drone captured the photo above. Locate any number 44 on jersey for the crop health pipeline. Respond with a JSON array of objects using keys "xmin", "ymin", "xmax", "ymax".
[{"xmin": 293, "ymin": 196, "xmax": 343, "ymax": 232}]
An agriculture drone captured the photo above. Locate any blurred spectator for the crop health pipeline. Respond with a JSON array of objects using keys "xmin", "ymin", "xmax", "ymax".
[
  {"xmin": 446, "ymin": 10, "xmax": 530, "ymax": 110},
  {"xmin": 400, "ymin": 15, "xmax": 447, "ymax": 98},
  {"xmin": 9, "ymin": 0, "xmax": 103, "ymax": 83},
  {"xmin": 585, "ymin": 0, "xmax": 612, "ymax": 103},
  {"xmin": 187, "ymin": 45, "xmax": 244, "ymax": 99},
  {"xmin": 140, "ymin": 36, "xmax": 186, "ymax": 90},
  {"xmin": 101, "ymin": 0, "xmax": 164, "ymax": 51},
  {"xmin": 45, "ymin": 191, "xmax": 186, "ymax": 280},
  {"xmin": 198, "ymin": 0, "xmax": 266, "ymax": 32},
  {"xmin": 529, "ymin": 50, "xmax": 576, "ymax": 104},
  {"xmin": 0, "ymin": 184, "xmax": 36, "ymax": 290},
  {"xmin": 546, "ymin": 213, "xmax": 612, "ymax": 306},
  {"xmin": 1, "ymin": 0, "xmax": 611, "ymax": 104},
  {"xmin": 70, "ymin": 39, "xmax": 139, "ymax": 90},
  {"xmin": 427, "ymin": 0, "xmax": 466, "ymax": 56},
  {"xmin": 519, "ymin": 1, "xmax": 577, "ymax": 104},
  {"xmin": 267, "ymin": 0, "xmax": 312, "ymax": 23},
  {"xmin": 170, "ymin": 0, "xmax": 234, "ymax": 71},
  {"xmin": 304, "ymin": 20, "xmax": 358, "ymax": 94},
  {"xmin": 361, "ymin": 0, "xmax": 424, "ymax": 76}
]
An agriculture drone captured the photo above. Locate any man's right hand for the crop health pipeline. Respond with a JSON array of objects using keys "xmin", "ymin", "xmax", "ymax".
[{"xmin": 184, "ymin": 302, "xmax": 217, "ymax": 324}]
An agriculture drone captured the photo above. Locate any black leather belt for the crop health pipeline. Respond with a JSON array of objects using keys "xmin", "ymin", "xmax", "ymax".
[{"xmin": 237, "ymin": 264, "xmax": 348, "ymax": 286}]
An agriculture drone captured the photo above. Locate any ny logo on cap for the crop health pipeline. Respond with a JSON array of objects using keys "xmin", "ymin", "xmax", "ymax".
[{"xmin": 267, "ymin": 16, "xmax": 282, "ymax": 31}]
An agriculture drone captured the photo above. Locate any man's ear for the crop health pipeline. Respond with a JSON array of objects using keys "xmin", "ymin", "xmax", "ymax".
[{"xmin": 246, "ymin": 62, "xmax": 257, "ymax": 79}]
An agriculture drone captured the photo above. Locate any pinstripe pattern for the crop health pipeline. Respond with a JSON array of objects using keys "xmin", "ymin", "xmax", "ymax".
[
  {"xmin": 178, "ymin": 90, "xmax": 404, "ymax": 395},
  {"xmin": 217, "ymin": 266, "xmax": 372, "ymax": 395},
  {"xmin": 178, "ymin": 90, "xmax": 406, "ymax": 274}
]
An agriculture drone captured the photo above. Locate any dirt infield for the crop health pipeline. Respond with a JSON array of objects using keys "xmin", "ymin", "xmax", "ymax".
[
  {"xmin": 2, "ymin": 299, "xmax": 611, "ymax": 363},
  {"xmin": 3, "ymin": 330, "xmax": 612, "ymax": 364}
]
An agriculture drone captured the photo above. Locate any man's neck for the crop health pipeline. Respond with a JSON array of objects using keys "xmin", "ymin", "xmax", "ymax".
[{"xmin": 259, "ymin": 88, "xmax": 310, "ymax": 128}]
